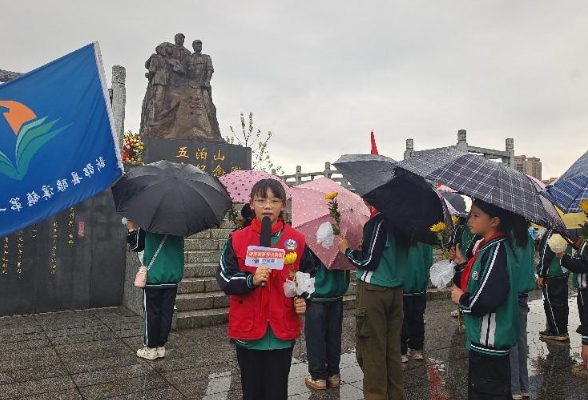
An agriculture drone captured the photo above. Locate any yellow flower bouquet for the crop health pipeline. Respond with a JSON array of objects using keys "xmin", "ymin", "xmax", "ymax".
[{"xmin": 325, "ymin": 191, "xmax": 341, "ymax": 235}]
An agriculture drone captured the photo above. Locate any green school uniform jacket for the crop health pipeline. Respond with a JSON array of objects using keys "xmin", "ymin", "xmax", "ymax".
[
  {"xmin": 537, "ymin": 230, "xmax": 569, "ymax": 278},
  {"xmin": 459, "ymin": 235, "xmax": 519, "ymax": 356},
  {"xmin": 142, "ymin": 232, "xmax": 185, "ymax": 288},
  {"xmin": 345, "ymin": 213, "xmax": 405, "ymax": 288},
  {"xmin": 403, "ymin": 243, "xmax": 433, "ymax": 295},
  {"xmin": 313, "ymin": 262, "xmax": 351, "ymax": 301},
  {"xmin": 512, "ymin": 233, "xmax": 536, "ymax": 295},
  {"xmin": 561, "ymin": 239, "xmax": 588, "ymax": 345},
  {"xmin": 562, "ymin": 239, "xmax": 588, "ymax": 290}
]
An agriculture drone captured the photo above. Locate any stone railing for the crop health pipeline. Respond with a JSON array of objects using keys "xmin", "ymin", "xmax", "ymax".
[
  {"xmin": 273, "ymin": 162, "xmax": 352, "ymax": 188},
  {"xmin": 0, "ymin": 69, "xmax": 21, "ymax": 83}
]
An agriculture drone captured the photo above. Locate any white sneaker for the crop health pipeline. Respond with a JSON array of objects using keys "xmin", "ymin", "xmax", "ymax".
[
  {"xmin": 157, "ymin": 346, "xmax": 166, "ymax": 358},
  {"xmin": 136, "ymin": 346, "xmax": 158, "ymax": 360}
]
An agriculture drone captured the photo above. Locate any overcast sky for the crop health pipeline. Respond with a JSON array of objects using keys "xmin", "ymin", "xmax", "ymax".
[{"xmin": 2, "ymin": 0, "xmax": 587, "ymax": 178}]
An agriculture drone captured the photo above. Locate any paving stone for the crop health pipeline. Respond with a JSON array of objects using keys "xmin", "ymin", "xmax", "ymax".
[
  {"xmin": 62, "ymin": 353, "xmax": 143, "ymax": 375},
  {"xmin": 4, "ymin": 362, "xmax": 69, "ymax": 384},
  {"xmin": 116, "ymin": 386, "xmax": 186, "ymax": 399},
  {"xmin": 77, "ymin": 374, "xmax": 170, "ymax": 400},
  {"xmin": 0, "ymin": 375, "xmax": 76, "ymax": 399},
  {"xmin": 0, "ymin": 290, "xmax": 585, "ymax": 399},
  {"xmin": 72, "ymin": 362, "xmax": 155, "ymax": 387},
  {"xmin": 25, "ymin": 388, "xmax": 83, "ymax": 400}
]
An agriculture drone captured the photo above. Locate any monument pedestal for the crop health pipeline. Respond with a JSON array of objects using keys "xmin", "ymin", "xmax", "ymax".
[{"xmin": 144, "ymin": 137, "xmax": 251, "ymax": 175}]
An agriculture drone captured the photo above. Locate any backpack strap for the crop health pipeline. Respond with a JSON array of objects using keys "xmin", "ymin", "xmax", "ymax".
[{"xmin": 146, "ymin": 235, "xmax": 168, "ymax": 271}]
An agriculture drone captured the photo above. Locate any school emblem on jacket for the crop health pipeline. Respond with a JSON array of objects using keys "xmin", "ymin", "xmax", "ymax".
[
  {"xmin": 472, "ymin": 271, "xmax": 479, "ymax": 280},
  {"xmin": 284, "ymin": 239, "xmax": 297, "ymax": 251}
]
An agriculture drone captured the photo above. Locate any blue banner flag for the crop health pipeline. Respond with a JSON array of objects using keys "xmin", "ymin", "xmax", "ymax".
[{"xmin": 0, "ymin": 43, "xmax": 123, "ymax": 237}]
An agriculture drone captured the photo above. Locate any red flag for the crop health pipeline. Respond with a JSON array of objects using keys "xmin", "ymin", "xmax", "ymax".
[
  {"xmin": 370, "ymin": 130, "xmax": 379, "ymax": 155},
  {"xmin": 369, "ymin": 130, "xmax": 380, "ymax": 218}
]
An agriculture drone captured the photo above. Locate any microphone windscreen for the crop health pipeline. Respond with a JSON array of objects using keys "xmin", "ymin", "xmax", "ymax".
[{"xmin": 260, "ymin": 216, "xmax": 272, "ymax": 247}]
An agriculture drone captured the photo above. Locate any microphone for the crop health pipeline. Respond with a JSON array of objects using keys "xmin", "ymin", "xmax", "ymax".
[{"xmin": 259, "ymin": 216, "xmax": 272, "ymax": 287}]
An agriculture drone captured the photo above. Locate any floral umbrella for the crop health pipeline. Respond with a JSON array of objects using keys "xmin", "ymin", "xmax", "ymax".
[
  {"xmin": 219, "ymin": 170, "xmax": 292, "ymax": 203},
  {"xmin": 290, "ymin": 178, "xmax": 370, "ymax": 270}
]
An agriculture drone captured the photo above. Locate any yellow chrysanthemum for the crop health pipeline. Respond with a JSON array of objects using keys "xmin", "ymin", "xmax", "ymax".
[
  {"xmin": 580, "ymin": 199, "xmax": 588, "ymax": 215},
  {"xmin": 284, "ymin": 252, "xmax": 298, "ymax": 265},
  {"xmin": 430, "ymin": 221, "xmax": 447, "ymax": 233},
  {"xmin": 325, "ymin": 192, "xmax": 339, "ymax": 200}
]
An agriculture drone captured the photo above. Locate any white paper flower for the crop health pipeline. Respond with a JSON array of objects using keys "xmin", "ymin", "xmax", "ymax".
[
  {"xmin": 284, "ymin": 279, "xmax": 298, "ymax": 298},
  {"xmin": 430, "ymin": 259, "xmax": 455, "ymax": 288},
  {"xmin": 316, "ymin": 221, "xmax": 335, "ymax": 249},
  {"xmin": 295, "ymin": 271, "xmax": 315, "ymax": 296},
  {"xmin": 283, "ymin": 272, "xmax": 316, "ymax": 298}
]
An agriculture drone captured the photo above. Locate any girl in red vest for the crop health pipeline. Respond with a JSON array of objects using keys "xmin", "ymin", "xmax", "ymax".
[{"xmin": 216, "ymin": 178, "xmax": 317, "ymax": 400}]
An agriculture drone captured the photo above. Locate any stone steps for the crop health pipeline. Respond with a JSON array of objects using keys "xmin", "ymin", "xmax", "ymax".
[
  {"xmin": 185, "ymin": 250, "xmax": 223, "ymax": 264},
  {"xmin": 175, "ymin": 291, "xmax": 229, "ymax": 311},
  {"xmin": 178, "ymin": 276, "xmax": 220, "ymax": 294},
  {"xmin": 184, "ymin": 262, "xmax": 218, "ymax": 278}
]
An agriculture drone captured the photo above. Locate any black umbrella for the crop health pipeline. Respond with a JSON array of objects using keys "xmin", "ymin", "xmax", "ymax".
[
  {"xmin": 111, "ymin": 161, "xmax": 231, "ymax": 237},
  {"xmin": 332, "ymin": 154, "xmax": 397, "ymax": 195},
  {"xmin": 397, "ymin": 147, "xmax": 566, "ymax": 233},
  {"xmin": 334, "ymin": 154, "xmax": 451, "ymax": 244}
]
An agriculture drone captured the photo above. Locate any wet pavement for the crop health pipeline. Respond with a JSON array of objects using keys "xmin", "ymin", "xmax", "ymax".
[{"xmin": 0, "ymin": 291, "xmax": 586, "ymax": 399}]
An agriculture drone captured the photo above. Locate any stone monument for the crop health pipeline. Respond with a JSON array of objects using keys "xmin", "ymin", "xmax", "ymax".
[
  {"xmin": 140, "ymin": 34, "xmax": 251, "ymax": 174},
  {"xmin": 140, "ymin": 34, "xmax": 223, "ymax": 143}
]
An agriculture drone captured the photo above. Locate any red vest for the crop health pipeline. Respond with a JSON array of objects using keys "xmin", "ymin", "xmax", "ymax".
[{"xmin": 228, "ymin": 223, "xmax": 306, "ymax": 341}]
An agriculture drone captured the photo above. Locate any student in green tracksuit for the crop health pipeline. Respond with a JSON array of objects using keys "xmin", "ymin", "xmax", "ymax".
[
  {"xmin": 558, "ymin": 238, "xmax": 588, "ymax": 372},
  {"xmin": 401, "ymin": 242, "xmax": 433, "ymax": 363},
  {"xmin": 537, "ymin": 229, "xmax": 571, "ymax": 341},
  {"xmin": 304, "ymin": 253, "xmax": 350, "ymax": 391},
  {"xmin": 127, "ymin": 221, "xmax": 184, "ymax": 361},
  {"xmin": 451, "ymin": 200, "xmax": 524, "ymax": 400},
  {"xmin": 509, "ymin": 229, "xmax": 535, "ymax": 400},
  {"xmin": 338, "ymin": 211, "xmax": 407, "ymax": 400}
]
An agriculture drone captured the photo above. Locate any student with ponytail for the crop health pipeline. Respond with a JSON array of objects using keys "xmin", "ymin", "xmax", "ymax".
[
  {"xmin": 216, "ymin": 179, "xmax": 317, "ymax": 400},
  {"xmin": 450, "ymin": 199, "xmax": 520, "ymax": 400}
]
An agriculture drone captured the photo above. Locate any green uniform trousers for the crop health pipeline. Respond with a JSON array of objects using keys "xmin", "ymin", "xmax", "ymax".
[{"xmin": 356, "ymin": 280, "xmax": 405, "ymax": 400}]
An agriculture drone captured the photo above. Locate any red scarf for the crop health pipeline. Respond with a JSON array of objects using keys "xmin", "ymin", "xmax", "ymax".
[
  {"xmin": 460, "ymin": 231, "xmax": 505, "ymax": 291},
  {"xmin": 250, "ymin": 218, "xmax": 284, "ymax": 235}
]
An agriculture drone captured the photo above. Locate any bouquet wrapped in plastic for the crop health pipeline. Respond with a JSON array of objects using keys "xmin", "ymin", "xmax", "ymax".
[
  {"xmin": 316, "ymin": 221, "xmax": 335, "ymax": 249},
  {"xmin": 547, "ymin": 233, "xmax": 569, "ymax": 254},
  {"xmin": 430, "ymin": 259, "xmax": 456, "ymax": 289},
  {"xmin": 284, "ymin": 271, "xmax": 315, "ymax": 298}
]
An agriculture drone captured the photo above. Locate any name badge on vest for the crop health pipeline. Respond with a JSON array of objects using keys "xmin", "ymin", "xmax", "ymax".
[{"xmin": 245, "ymin": 246, "xmax": 285, "ymax": 270}]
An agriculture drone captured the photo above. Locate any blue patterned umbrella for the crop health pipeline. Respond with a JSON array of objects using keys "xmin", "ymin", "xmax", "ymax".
[
  {"xmin": 542, "ymin": 150, "xmax": 588, "ymax": 213},
  {"xmin": 397, "ymin": 147, "xmax": 566, "ymax": 233}
]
